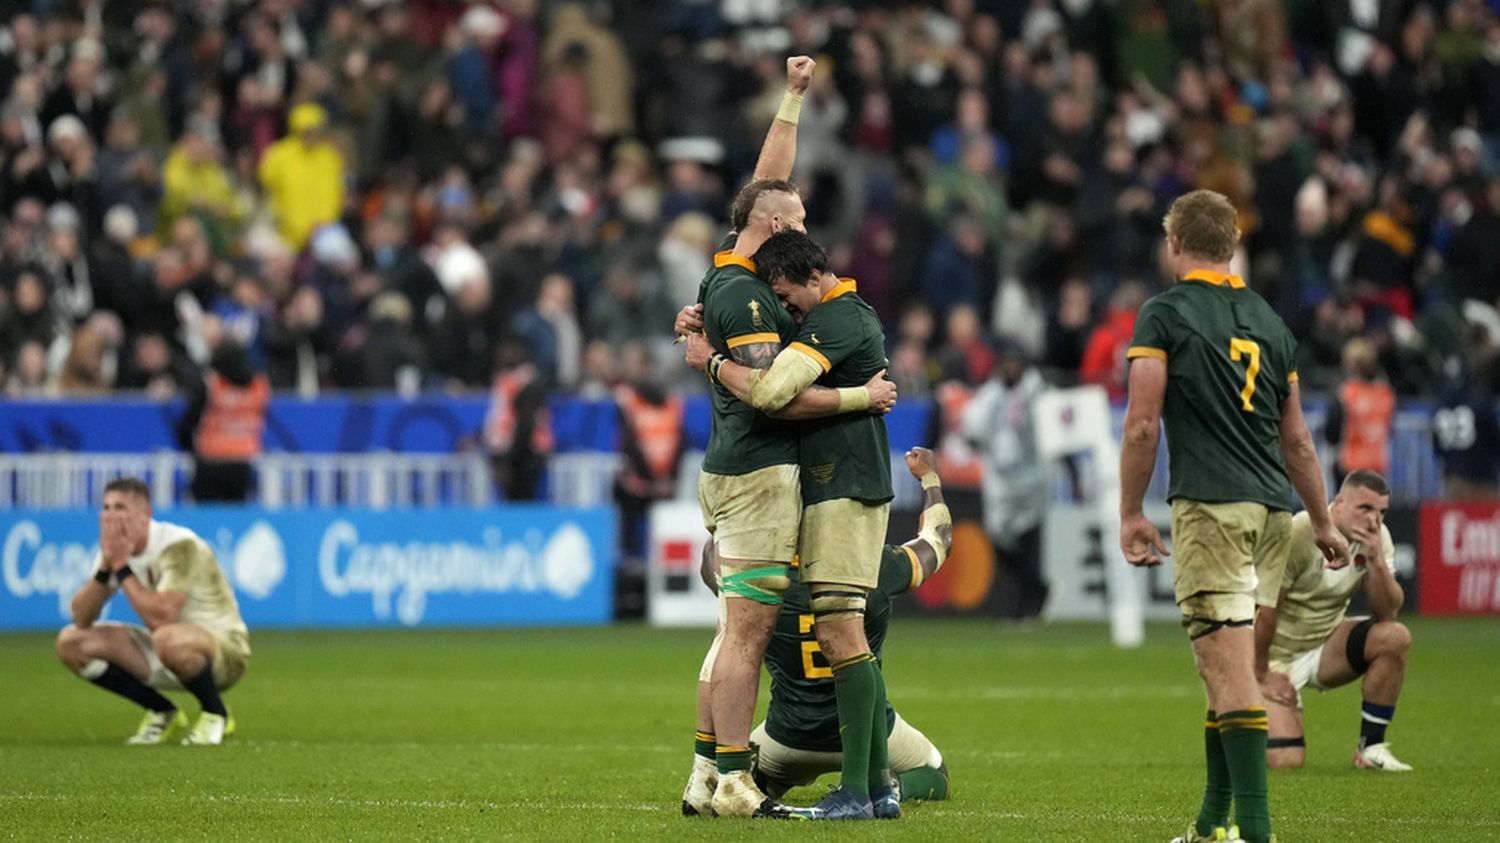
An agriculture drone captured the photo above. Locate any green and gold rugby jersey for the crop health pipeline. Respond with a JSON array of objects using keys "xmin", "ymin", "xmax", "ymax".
[
  {"xmin": 697, "ymin": 233, "xmax": 800, "ymax": 476},
  {"xmin": 1127, "ymin": 269, "xmax": 1299, "ymax": 511},
  {"xmin": 763, "ymin": 545, "xmax": 926, "ymax": 752},
  {"xmin": 791, "ymin": 280, "xmax": 893, "ymax": 505}
]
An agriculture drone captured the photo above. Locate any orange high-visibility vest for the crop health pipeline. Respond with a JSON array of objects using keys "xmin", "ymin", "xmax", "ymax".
[
  {"xmin": 196, "ymin": 373, "xmax": 270, "ymax": 461},
  {"xmin": 484, "ymin": 368, "xmax": 555, "ymax": 454},
  {"xmin": 615, "ymin": 385, "xmax": 684, "ymax": 479},
  {"xmin": 1338, "ymin": 379, "xmax": 1394, "ymax": 474}
]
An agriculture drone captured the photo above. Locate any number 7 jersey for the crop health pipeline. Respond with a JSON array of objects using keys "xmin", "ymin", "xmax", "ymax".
[{"xmin": 1126, "ymin": 269, "xmax": 1299, "ymax": 511}]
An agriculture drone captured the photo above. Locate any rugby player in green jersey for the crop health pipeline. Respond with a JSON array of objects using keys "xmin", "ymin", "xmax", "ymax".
[
  {"xmin": 1118, "ymin": 190, "xmax": 1349, "ymax": 843},
  {"xmin": 672, "ymin": 55, "xmax": 898, "ymax": 820},
  {"xmin": 685, "ymin": 448, "xmax": 952, "ymax": 814},
  {"xmin": 750, "ymin": 448, "xmax": 951, "ymax": 803},
  {"xmin": 687, "ymin": 231, "xmax": 899, "ymax": 820}
]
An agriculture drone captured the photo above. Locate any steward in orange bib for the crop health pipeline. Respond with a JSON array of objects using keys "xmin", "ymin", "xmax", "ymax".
[
  {"xmin": 1324, "ymin": 338, "xmax": 1394, "ymax": 484},
  {"xmin": 176, "ymin": 340, "xmax": 269, "ymax": 502},
  {"xmin": 483, "ymin": 338, "xmax": 554, "ymax": 501},
  {"xmin": 612, "ymin": 343, "xmax": 685, "ymax": 589}
]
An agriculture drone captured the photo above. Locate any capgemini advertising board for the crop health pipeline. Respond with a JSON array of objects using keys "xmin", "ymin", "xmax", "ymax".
[{"xmin": 1, "ymin": 507, "xmax": 616, "ymax": 629}]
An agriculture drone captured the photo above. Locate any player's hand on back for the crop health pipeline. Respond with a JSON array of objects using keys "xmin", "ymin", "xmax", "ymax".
[
  {"xmin": 1120, "ymin": 513, "xmax": 1169, "ymax": 567},
  {"xmin": 684, "ymin": 332, "xmax": 713, "ymax": 370},
  {"xmin": 905, "ymin": 447, "xmax": 937, "ymax": 479},
  {"xmin": 865, "ymin": 369, "xmax": 897, "ymax": 414},
  {"xmin": 674, "ymin": 303, "xmax": 704, "ymax": 338},
  {"xmin": 1314, "ymin": 520, "xmax": 1352, "ymax": 570},
  {"xmin": 1260, "ymin": 671, "xmax": 1297, "ymax": 708},
  {"xmin": 786, "ymin": 56, "xmax": 815, "ymax": 95}
]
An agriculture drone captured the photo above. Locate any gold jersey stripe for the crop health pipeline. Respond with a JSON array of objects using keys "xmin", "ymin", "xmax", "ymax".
[
  {"xmin": 726, "ymin": 332, "xmax": 781, "ymax": 349},
  {"xmin": 789, "ymin": 341, "xmax": 830, "ymax": 372},
  {"xmin": 903, "ymin": 544, "xmax": 923, "ymax": 589}
]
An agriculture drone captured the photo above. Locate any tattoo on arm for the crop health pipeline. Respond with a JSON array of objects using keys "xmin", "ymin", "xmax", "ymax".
[{"xmin": 730, "ymin": 342, "xmax": 780, "ymax": 370}]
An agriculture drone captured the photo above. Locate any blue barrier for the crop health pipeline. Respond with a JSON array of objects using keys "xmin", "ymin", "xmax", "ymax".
[
  {"xmin": 0, "ymin": 506, "xmax": 617, "ymax": 631},
  {"xmin": 0, "ymin": 394, "xmax": 932, "ymax": 454}
]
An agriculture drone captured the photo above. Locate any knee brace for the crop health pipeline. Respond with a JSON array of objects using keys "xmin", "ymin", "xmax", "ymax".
[
  {"xmin": 720, "ymin": 561, "xmax": 790, "ymax": 605},
  {"xmin": 809, "ymin": 584, "xmax": 867, "ymax": 622},
  {"xmin": 1345, "ymin": 617, "xmax": 1376, "ymax": 675}
]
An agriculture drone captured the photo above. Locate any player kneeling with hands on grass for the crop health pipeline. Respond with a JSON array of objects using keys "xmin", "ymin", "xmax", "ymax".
[{"xmin": 55, "ymin": 478, "xmax": 251, "ymax": 746}]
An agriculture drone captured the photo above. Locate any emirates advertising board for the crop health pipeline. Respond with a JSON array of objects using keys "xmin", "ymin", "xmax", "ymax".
[{"xmin": 1420, "ymin": 501, "xmax": 1500, "ymax": 615}]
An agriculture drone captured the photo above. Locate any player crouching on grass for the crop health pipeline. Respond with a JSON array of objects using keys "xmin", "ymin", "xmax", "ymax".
[
  {"xmin": 1255, "ymin": 470, "xmax": 1414, "ymax": 772},
  {"xmin": 682, "ymin": 447, "xmax": 953, "ymax": 817},
  {"xmin": 55, "ymin": 478, "xmax": 251, "ymax": 746}
]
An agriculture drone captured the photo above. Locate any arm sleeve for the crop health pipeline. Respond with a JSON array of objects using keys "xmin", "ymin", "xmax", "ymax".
[
  {"xmin": 746, "ymin": 346, "xmax": 828, "ymax": 412},
  {"xmin": 1126, "ymin": 299, "xmax": 1172, "ymax": 362}
]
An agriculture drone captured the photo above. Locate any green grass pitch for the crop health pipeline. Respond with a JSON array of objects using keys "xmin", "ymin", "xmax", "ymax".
[{"xmin": 2, "ymin": 618, "xmax": 1497, "ymax": 841}]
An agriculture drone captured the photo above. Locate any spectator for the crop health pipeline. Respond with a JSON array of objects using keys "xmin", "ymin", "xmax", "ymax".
[
  {"xmin": 117, "ymin": 331, "xmax": 194, "ymax": 398},
  {"xmin": 334, "ymin": 292, "xmax": 425, "ymax": 393},
  {"xmin": 1433, "ymin": 330, "xmax": 1500, "ymax": 498},
  {"xmin": 1078, "ymin": 280, "xmax": 1148, "ymax": 401},
  {"xmin": 1043, "ymin": 277, "xmax": 1093, "ymax": 379},
  {"xmin": 0, "ymin": 266, "xmax": 59, "ymax": 363},
  {"xmin": 158, "ymin": 119, "xmax": 244, "ymax": 248},
  {"xmin": 936, "ymin": 303, "xmax": 995, "ymax": 387},
  {"xmin": 961, "ymin": 339, "xmax": 1050, "ymax": 621},
  {"xmin": 920, "ymin": 214, "xmax": 998, "ymax": 323},
  {"xmin": 257, "ymin": 103, "xmax": 344, "ymax": 250}
]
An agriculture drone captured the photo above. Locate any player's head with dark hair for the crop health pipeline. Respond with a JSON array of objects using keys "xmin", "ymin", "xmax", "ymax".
[
  {"xmin": 730, "ymin": 178, "xmax": 803, "ymax": 239},
  {"xmin": 1163, "ymin": 189, "xmax": 1240, "ymax": 264},
  {"xmin": 753, "ymin": 230, "xmax": 829, "ymax": 287},
  {"xmin": 1342, "ymin": 470, "xmax": 1390, "ymax": 498},
  {"xmin": 103, "ymin": 477, "xmax": 151, "ymax": 504},
  {"xmin": 754, "ymin": 230, "xmax": 831, "ymax": 322}
]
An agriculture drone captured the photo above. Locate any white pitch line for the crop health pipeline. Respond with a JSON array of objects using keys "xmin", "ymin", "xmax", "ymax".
[
  {"xmin": 0, "ymin": 793, "xmax": 665, "ymax": 813},
  {"xmin": 894, "ymin": 685, "xmax": 1202, "ymax": 702}
]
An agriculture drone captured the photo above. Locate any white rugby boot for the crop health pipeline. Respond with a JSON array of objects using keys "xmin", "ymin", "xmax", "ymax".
[
  {"xmin": 681, "ymin": 755, "xmax": 717, "ymax": 816},
  {"xmin": 1354, "ymin": 741, "xmax": 1412, "ymax": 771},
  {"xmin": 709, "ymin": 770, "xmax": 792, "ymax": 818}
]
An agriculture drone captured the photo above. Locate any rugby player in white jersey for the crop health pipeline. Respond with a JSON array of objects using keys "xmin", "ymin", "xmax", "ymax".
[
  {"xmin": 55, "ymin": 477, "xmax": 251, "ymax": 745},
  {"xmin": 1255, "ymin": 470, "xmax": 1413, "ymax": 772}
]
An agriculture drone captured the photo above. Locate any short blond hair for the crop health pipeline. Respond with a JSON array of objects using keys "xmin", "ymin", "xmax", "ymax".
[{"xmin": 1163, "ymin": 189, "xmax": 1240, "ymax": 262}]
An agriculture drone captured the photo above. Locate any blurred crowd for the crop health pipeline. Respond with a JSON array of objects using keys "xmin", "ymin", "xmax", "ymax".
[{"xmin": 4, "ymin": 0, "xmax": 1500, "ymax": 406}]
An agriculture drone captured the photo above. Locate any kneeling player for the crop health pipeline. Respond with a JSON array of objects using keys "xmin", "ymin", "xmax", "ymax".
[
  {"xmin": 55, "ymin": 478, "xmax": 251, "ymax": 745},
  {"xmin": 684, "ymin": 448, "xmax": 952, "ymax": 813},
  {"xmin": 1255, "ymin": 470, "xmax": 1413, "ymax": 771}
]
